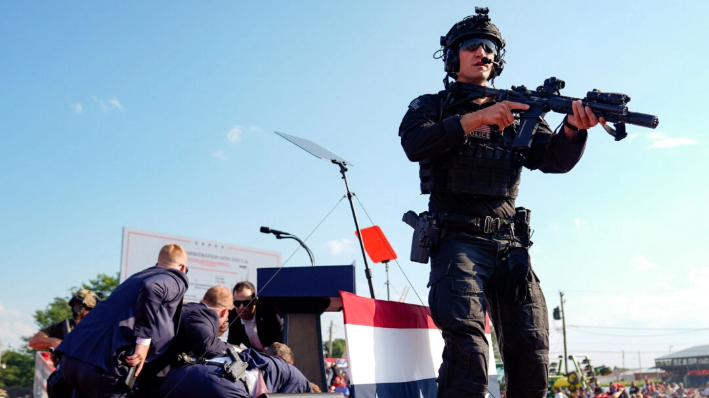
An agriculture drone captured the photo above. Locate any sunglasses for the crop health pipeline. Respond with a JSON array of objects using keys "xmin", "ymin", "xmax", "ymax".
[
  {"xmin": 459, "ymin": 38, "xmax": 498, "ymax": 56},
  {"xmin": 233, "ymin": 299, "xmax": 254, "ymax": 307}
]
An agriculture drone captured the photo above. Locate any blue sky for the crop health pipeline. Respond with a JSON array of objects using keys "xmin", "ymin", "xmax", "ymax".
[{"xmin": 1, "ymin": 1, "xmax": 707, "ymax": 369}]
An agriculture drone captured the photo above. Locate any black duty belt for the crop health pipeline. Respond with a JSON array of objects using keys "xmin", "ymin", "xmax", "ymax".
[
  {"xmin": 177, "ymin": 346, "xmax": 249, "ymax": 383},
  {"xmin": 437, "ymin": 212, "xmax": 514, "ymax": 234}
]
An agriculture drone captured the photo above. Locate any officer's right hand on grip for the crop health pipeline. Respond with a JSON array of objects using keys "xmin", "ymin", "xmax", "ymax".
[{"xmin": 460, "ymin": 100, "xmax": 530, "ymax": 132}]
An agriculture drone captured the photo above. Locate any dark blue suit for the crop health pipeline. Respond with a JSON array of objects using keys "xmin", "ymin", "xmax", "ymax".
[
  {"xmin": 157, "ymin": 349, "xmax": 311, "ymax": 398},
  {"xmin": 146, "ymin": 302, "xmax": 230, "ymax": 394},
  {"xmin": 57, "ymin": 266, "xmax": 188, "ymax": 398},
  {"xmin": 176, "ymin": 302, "xmax": 230, "ymax": 357}
]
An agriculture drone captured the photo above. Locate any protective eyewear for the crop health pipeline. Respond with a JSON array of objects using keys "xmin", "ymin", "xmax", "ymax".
[
  {"xmin": 459, "ymin": 38, "xmax": 497, "ymax": 56},
  {"xmin": 233, "ymin": 299, "xmax": 254, "ymax": 307}
]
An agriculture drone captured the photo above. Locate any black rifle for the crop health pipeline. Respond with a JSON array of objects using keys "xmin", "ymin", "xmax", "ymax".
[{"xmin": 447, "ymin": 77, "xmax": 659, "ymax": 150}]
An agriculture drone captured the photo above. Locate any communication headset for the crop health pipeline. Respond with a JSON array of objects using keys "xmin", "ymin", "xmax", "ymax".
[{"xmin": 436, "ymin": 8, "xmax": 506, "ymax": 86}]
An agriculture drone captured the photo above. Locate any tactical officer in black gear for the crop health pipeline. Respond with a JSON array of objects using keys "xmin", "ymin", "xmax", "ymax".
[
  {"xmin": 399, "ymin": 8, "xmax": 605, "ymax": 398},
  {"xmin": 28, "ymin": 289, "xmax": 101, "ymax": 398}
]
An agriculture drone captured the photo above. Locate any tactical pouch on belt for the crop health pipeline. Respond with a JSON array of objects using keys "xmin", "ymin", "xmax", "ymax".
[
  {"xmin": 498, "ymin": 247, "xmax": 538, "ymax": 305},
  {"xmin": 402, "ymin": 211, "xmax": 440, "ymax": 264},
  {"xmin": 513, "ymin": 207, "xmax": 532, "ymax": 247}
]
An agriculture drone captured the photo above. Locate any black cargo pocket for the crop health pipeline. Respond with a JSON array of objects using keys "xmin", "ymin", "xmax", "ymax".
[
  {"xmin": 451, "ymin": 277, "xmax": 485, "ymax": 320},
  {"xmin": 427, "ymin": 261, "xmax": 451, "ymax": 287}
]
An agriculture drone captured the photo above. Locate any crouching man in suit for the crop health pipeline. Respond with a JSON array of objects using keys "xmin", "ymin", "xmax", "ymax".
[
  {"xmin": 57, "ymin": 243, "xmax": 189, "ymax": 398},
  {"xmin": 146, "ymin": 285, "xmax": 234, "ymax": 394}
]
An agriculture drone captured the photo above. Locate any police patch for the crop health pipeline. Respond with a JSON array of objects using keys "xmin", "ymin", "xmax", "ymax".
[
  {"xmin": 408, "ymin": 98, "xmax": 422, "ymax": 110},
  {"xmin": 469, "ymin": 125, "xmax": 492, "ymax": 140}
]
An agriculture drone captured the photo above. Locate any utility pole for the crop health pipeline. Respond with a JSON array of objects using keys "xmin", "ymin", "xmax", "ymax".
[
  {"xmin": 384, "ymin": 261, "xmax": 390, "ymax": 301},
  {"xmin": 638, "ymin": 351, "xmax": 642, "ymax": 372},
  {"xmin": 623, "ymin": 350, "xmax": 626, "ymax": 369},
  {"xmin": 560, "ymin": 291, "xmax": 568, "ymax": 374},
  {"xmin": 328, "ymin": 320, "xmax": 334, "ymax": 357}
]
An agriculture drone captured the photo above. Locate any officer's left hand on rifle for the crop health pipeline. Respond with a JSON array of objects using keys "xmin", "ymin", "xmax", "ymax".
[{"xmin": 564, "ymin": 99, "xmax": 607, "ymax": 139}]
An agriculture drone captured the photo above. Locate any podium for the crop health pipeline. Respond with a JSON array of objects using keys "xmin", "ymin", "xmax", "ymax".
[{"xmin": 257, "ymin": 265, "xmax": 356, "ymax": 390}]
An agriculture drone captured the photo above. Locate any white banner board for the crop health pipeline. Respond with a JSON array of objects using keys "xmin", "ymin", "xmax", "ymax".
[
  {"xmin": 33, "ymin": 352, "xmax": 53, "ymax": 398},
  {"xmin": 120, "ymin": 227, "xmax": 281, "ymax": 303}
]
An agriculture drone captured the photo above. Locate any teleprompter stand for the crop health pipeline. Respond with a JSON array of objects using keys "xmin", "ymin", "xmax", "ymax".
[{"xmin": 274, "ymin": 131, "xmax": 376, "ymax": 299}]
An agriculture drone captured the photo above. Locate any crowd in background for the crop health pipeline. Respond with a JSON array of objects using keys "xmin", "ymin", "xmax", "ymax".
[
  {"xmin": 555, "ymin": 380, "xmax": 709, "ymax": 398},
  {"xmin": 325, "ymin": 360, "xmax": 351, "ymax": 396}
]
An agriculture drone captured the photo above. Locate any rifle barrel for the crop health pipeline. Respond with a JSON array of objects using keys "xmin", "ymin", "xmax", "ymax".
[{"xmin": 624, "ymin": 112, "xmax": 659, "ymax": 129}]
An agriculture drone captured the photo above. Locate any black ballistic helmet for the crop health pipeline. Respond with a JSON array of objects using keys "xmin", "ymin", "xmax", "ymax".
[{"xmin": 439, "ymin": 7, "xmax": 506, "ymax": 83}]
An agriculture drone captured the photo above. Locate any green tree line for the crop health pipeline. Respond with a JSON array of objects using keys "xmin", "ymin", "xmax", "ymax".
[{"xmin": 0, "ymin": 273, "xmax": 119, "ymax": 387}]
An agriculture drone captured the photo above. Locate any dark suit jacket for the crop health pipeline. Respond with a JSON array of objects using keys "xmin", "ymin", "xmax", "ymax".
[
  {"xmin": 157, "ymin": 349, "xmax": 311, "ymax": 398},
  {"xmin": 175, "ymin": 302, "xmax": 230, "ymax": 357},
  {"xmin": 227, "ymin": 298, "xmax": 283, "ymax": 350},
  {"xmin": 57, "ymin": 266, "xmax": 188, "ymax": 377},
  {"xmin": 146, "ymin": 301, "xmax": 231, "ymax": 391}
]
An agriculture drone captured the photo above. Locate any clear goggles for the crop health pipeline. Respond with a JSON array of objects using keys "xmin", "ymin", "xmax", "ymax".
[{"xmin": 459, "ymin": 38, "xmax": 498, "ymax": 56}]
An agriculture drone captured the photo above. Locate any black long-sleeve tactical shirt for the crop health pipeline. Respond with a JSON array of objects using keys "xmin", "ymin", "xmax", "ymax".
[{"xmin": 399, "ymin": 90, "xmax": 588, "ymax": 219}]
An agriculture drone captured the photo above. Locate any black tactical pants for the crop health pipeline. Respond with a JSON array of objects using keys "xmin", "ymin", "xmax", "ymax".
[{"xmin": 428, "ymin": 231, "xmax": 549, "ymax": 398}]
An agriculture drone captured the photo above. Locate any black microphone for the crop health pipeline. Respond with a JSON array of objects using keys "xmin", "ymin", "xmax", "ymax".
[
  {"xmin": 481, "ymin": 57, "xmax": 492, "ymax": 64},
  {"xmin": 260, "ymin": 226, "xmax": 316, "ymax": 267},
  {"xmin": 260, "ymin": 226, "xmax": 289, "ymax": 236}
]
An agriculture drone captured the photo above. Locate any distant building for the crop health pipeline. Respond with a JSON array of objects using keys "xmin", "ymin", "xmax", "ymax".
[
  {"xmin": 597, "ymin": 369, "xmax": 632, "ymax": 384},
  {"xmin": 597, "ymin": 368, "xmax": 666, "ymax": 383},
  {"xmin": 634, "ymin": 368, "xmax": 665, "ymax": 381},
  {"xmin": 655, "ymin": 345, "xmax": 709, "ymax": 383}
]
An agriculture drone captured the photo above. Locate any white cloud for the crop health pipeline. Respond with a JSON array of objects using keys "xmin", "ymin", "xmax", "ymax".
[
  {"xmin": 573, "ymin": 218, "xmax": 581, "ymax": 228},
  {"xmin": 108, "ymin": 98, "xmax": 123, "ymax": 111},
  {"xmin": 227, "ymin": 126, "xmax": 243, "ymax": 143},
  {"xmin": 0, "ymin": 302, "xmax": 22, "ymax": 317},
  {"xmin": 249, "ymin": 125, "xmax": 263, "ymax": 133},
  {"xmin": 627, "ymin": 254, "xmax": 658, "ymax": 271},
  {"xmin": 74, "ymin": 103, "xmax": 83, "ymax": 114},
  {"xmin": 324, "ymin": 239, "xmax": 355, "ymax": 255},
  {"xmin": 212, "ymin": 150, "xmax": 229, "ymax": 161},
  {"xmin": 647, "ymin": 132, "xmax": 697, "ymax": 149},
  {"xmin": 92, "ymin": 96, "xmax": 124, "ymax": 112},
  {"xmin": 0, "ymin": 302, "xmax": 36, "ymax": 349},
  {"xmin": 654, "ymin": 276, "xmax": 672, "ymax": 290}
]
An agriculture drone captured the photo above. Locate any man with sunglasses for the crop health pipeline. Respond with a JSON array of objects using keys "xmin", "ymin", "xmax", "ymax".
[
  {"xmin": 399, "ymin": 8, "xmax": 605, "ymax": 398},
  {"xmin": 56, "ymin": 243, "xmax": 189, "ymax": 398},
  {"xmin": 227, "ymin": 281, "xmax": 284, "ymax": 351}
]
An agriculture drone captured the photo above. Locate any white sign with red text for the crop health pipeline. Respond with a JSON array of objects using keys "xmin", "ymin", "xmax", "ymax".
[{"xmin": 120, "ymin": 227, "xmax": 281, "ymax": 303}]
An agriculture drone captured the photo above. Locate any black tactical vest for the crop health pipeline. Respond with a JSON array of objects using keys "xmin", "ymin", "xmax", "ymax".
[{"xmin": 419, "ymin": 125, "xmax": 523, "ymax": 199}]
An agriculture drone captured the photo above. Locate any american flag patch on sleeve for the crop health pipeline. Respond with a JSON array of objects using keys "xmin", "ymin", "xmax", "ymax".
[{"xmin": 408, "ymin": 98, "xmax": 422, "ymax": 110}]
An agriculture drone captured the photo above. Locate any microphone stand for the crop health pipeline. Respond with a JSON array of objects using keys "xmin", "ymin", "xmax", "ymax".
[
  {"xmin": 274, "ymin": 232, "xmax": 315, "ymax": 267},
  {"xmin": 333, "ymin": 160, "xmax": 376, "ymax": 299}
]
